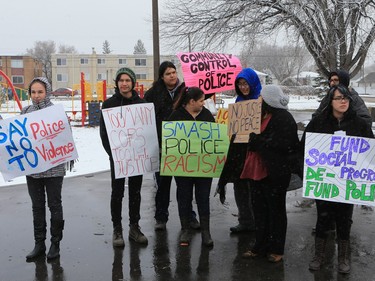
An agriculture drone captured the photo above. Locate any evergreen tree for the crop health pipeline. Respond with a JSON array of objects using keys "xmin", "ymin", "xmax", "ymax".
[
  {"xmin": 102, "ymin": 40, "xmax": 112, "ymax": 54},
  {"xmin": 133, "ymin": 40, "xmax": 146, "ymax": 55}
]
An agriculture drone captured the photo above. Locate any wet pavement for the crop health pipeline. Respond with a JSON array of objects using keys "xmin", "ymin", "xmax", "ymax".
[{"xmin": 1, "ymin": 171, "xmax": 375, "ymax": 281}]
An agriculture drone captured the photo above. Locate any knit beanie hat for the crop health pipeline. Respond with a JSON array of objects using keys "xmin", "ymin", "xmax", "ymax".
[
  {"xmin": 115, "ymin": 67, "xmax": 137, "ymax": 89},
  {"xmin": 28, "ymin": 77, "xmax": 52, "ymax": 95},
  {"xmin": 261, "ymin": 85, "xmax": 289, "ymax": 109}
]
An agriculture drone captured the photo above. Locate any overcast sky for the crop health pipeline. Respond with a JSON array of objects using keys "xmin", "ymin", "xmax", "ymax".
[{"xmin": 0, "ymin": 0, "xmax": 169, "ymax": 55}]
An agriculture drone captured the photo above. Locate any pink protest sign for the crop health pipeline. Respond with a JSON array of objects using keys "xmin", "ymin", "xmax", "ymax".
[{"xmin": 177, "ymin": 52, "xmax": 242, "ymax": 94}]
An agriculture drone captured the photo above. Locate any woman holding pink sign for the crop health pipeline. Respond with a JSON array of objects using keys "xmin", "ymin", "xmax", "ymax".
[{"xmin": 22, "ymin": 77, "xmax": 67, "ymax": 262}]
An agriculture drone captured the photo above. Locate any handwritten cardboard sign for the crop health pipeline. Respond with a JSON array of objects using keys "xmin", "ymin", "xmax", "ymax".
[
  {"xmin": 303, "ymin": 132, "xmax": 375, "ymax": 206},
  {"xmin": 227, "ymin": 98, "xmax": 262, "ymax": 143},
  {"xmin": 160, "ymin": 121, "xmax": 229, "ymax": 177},
  {"xmin": 102, "ymin": 103, "xmax": 159, "ymax": 178},
  {"xmin": 177, "ymin": 52, "xmax": 242, "ymax": 94},
  {"xmin": 0, "ymin": 104, "xmax": 78, "ymax": 181}
]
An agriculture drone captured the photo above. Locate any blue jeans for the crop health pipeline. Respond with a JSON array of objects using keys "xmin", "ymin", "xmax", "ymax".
[{"xmin": 174, "ymin": 176, "xmax": 212, "ymax": 219}]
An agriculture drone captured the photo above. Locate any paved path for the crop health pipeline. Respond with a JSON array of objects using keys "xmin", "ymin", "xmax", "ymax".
[{"xmin": 1, "ymin": 172, "xmax": 375, "ymax": 281}]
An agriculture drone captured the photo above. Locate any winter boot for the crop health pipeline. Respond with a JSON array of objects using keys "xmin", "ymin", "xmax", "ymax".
[
  {"xmin": 129, "ymin": 224, "xmax": 148, "ymax": 245},
  {"xmin": 338, "ymin": 239, "xmax": 351, "ymax": 274},
  {"xmin": 26, "ymin": 241, "xmax": 46, "ymax": 261},
  {"xmin": 179, "ymin": 218, "xmax": 191, "ymax": 245},
  {"xmin": 113, "ymin": 225, "xmax": 125, "ymax": 247},
  {"xmin": 200, "ymin": 216, "xmax": 213, "ymax": 247},
  {"xmin": 309, "ymin": 237, "xmax": 326, "ymax": 271},
  {"xmin": 47, "ymin": 220, "xmax": 64, "ymax": 260},
  {"xmin": 26, "ymin": 220, "xmax": 47, "ymax": 261}
]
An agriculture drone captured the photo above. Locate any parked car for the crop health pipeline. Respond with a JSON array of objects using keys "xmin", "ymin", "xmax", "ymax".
[{"xmin": 50, "ymin": 88, "xmax": 78, "ymax": 97}]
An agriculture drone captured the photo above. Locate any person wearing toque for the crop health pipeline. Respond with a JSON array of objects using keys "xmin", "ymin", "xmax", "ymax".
[
  {"xmin": 100, "ymin": 67, "xmax": 148, "ymax": 247},
  {"xmin": 240, "ymin": 85, "xmax": 299, "ymax": 263}
]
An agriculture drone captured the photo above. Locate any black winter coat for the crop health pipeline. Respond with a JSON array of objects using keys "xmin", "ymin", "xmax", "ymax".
[
  {"xmin": 302, "ymin": 109, "xmax": 374, "ymax": 145},
  {"xmin": 144, "ymin": 82, "xmax": 185, "ymax": 147},
  {"xmin": 168, "ymin": 106, "xmax": 215, "ymax": 122},
  {"xmin": 99, "ymin": 90, "xmax": 145, "ymax": 157},
  {"xmin": 247, "ymin": 108, "xmax": 299, "ymax": 180}
]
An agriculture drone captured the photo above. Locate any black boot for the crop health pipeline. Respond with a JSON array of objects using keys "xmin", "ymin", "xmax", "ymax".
[
  {"xmin": 26, "ymin": 241, "xmax": 46, "ymax": 261},
  {"xmin": 200, "ymin": 216, "xmax": 213, "ymax": 247},
  {"xmin": 309, "ymin": 237, "xmax": 326, "ymax": 271},
  {"xmin": 179, "ymin": 218, "xmax": 190, "ymax": 245},
  {"xmin": 338, "ymin": 239, "xmax": 351, "ymax": 274},
  {"xmin": 47, "ymin": 220, "xmax": 64, "ymax": 261},
  {"xmin": 26, "ymin": 220, "xmax": 46, "ymax": 261}
]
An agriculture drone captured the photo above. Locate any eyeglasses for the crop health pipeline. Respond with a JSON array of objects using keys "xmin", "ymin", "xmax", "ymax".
[
  {"xmin": 332, "ymin": 96, "xmax": 349, "ymax": 101},
  {"xmin": 237, "ymin": 83, "xmax": 249, "ymax": 88},
  {"xmin": 329, "ymin": 78, "xmax": 339, "ymax": 83}
]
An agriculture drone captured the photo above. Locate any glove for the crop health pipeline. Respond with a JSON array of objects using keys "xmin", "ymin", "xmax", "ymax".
[{"xmin": 214, "ymin": 184, "xmax": 226, "ymax": 204}]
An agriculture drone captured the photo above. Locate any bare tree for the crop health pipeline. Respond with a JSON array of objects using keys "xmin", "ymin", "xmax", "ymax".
[
  {"xmin": 161, "ymin": 0, "xmax": 375, "ymax": 77},
  {"xmin": 102, "ymin": 40, "xmax": 112, "ymax": 54},
  {"xmin": 133, "ymin": 39, "xmax": 147, "ymax": 55},
  {"xmin": 240, "ymin": 42, "xmax": 313, "ymax": 82},
  {"xmin": 26, "ymin": 40, "xmax": 56, "ymax": 85},
  {"xmin": 58, "ymin": 44, "xmax": 78, "ymax": 54}
]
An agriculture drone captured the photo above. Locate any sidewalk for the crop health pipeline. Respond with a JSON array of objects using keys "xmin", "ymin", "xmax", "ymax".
[{"xmin": 1, "ymin": 171, "xmax": 375, "ymax": 281}]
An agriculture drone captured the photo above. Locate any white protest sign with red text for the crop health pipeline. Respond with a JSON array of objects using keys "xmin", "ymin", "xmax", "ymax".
[
  {"xmin": 0, "ymin": 104, "xmax": 78, "ymax": 181},
  {"xmin": 102, "ymin": 103, "xmax": 159, "ymax": 178},
  {"xmin": 177, "ymin": 52, "xmax": 242, "ymax": 94}
]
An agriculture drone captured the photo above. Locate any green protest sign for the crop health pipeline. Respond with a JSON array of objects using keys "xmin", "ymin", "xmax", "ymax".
[
  {"xmin": 160, "ymin": 121, "xmax": 229, "ymax": 177},
  {"xmin": 303, "ymin": 132, "xmax": 375, "ymax": 206}
]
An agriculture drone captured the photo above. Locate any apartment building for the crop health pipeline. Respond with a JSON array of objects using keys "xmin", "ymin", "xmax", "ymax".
[
  {"xmin": 51, "ymin": 48, "xmax": 182, "ymax": 92},
  {"xmin": 0, "ymin": 55, "xmax": 43, "ymax": 89}
]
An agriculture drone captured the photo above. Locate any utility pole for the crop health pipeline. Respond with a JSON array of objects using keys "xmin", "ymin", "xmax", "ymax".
[{"xmin": 152, "ymin": 0, "xmax": 160, "ymax": 81}]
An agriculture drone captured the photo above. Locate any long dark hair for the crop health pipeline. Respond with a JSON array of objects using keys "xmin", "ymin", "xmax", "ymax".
[
  {"xmin": 151, "ymin": 61, "xmax": 177, "ymax": 88},
  {"xmin": 173, "ymin": 86, "xmax": 204, "ymax": 110}
]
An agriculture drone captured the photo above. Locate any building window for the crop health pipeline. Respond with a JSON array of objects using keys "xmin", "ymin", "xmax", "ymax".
[
  {"xmin": 97, "ymin": 58, "xmax": 105, "ymax": 65},
  {"xmin": 84, "ymin": 73, "xmax": 90, "ymax": 80},
  {"xmin": 80, "ymin": 58, "xmax": 89, "ymax": 65},
  {"xmin": 12, "ymin": 75, "xmax": 24, "ymax": 84},
  {"xmin": 119, "ymin": 58, "xmax": 127, "ymax": 65},
  {"xmin": 135, "ymin": 59, "xmax": 146, "ymax": 66},
  {"xmin": 136, "ymin": 74, "xmax": 147, "ymax": 80},
  {"xmin": 11, "ymin": 59, "xmax": 23, "ymax": 68},
  {"xmin": 57, "ymin": 58, "xmax": 67, "ymax": 66},
  {"xmin": 0, "ymin": 59, "xmax": 2, "ymax": 67},
  {"xmin": 97, "ymin": 73, "xmax": 107, "ymax": 80},
  {"xmin": 57, "ymin": 74, "xmax": 68, "ymax": 82}
]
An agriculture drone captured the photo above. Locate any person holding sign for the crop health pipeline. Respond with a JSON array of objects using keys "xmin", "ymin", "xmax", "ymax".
[
  {"xmin": 240, "ymin": 85, "xmax": 299, "ymax": 263},
  {"xmin": 168, "ymin": 86, "xmax": 215, "ymax": 247},
  {"xmin": 144, "ymin": 61, "xmax": 199, "ymax": 231},
  {"xmin": 100, "ymin": 68, "xmax": 148, "ymax": 247},
  {"xmin": 302, "ymin": 85, "xmax": 374, "ymax": 273},
  {"xmin": 216, "ymin": 68, "xmax": 262, "ymax": 233},
  {"xmin": 22, "ymin": 77, "xmax": 67, "ymax": 261}
]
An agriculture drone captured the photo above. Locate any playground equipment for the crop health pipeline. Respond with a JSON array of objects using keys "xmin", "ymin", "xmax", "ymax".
[
  {"xmin": 0, "ymin": 70, "xmax": 23, "ymax": 111},
  {"xmin": 79, "ymin": 72, "xmax": 146, "ymax": 127}
]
